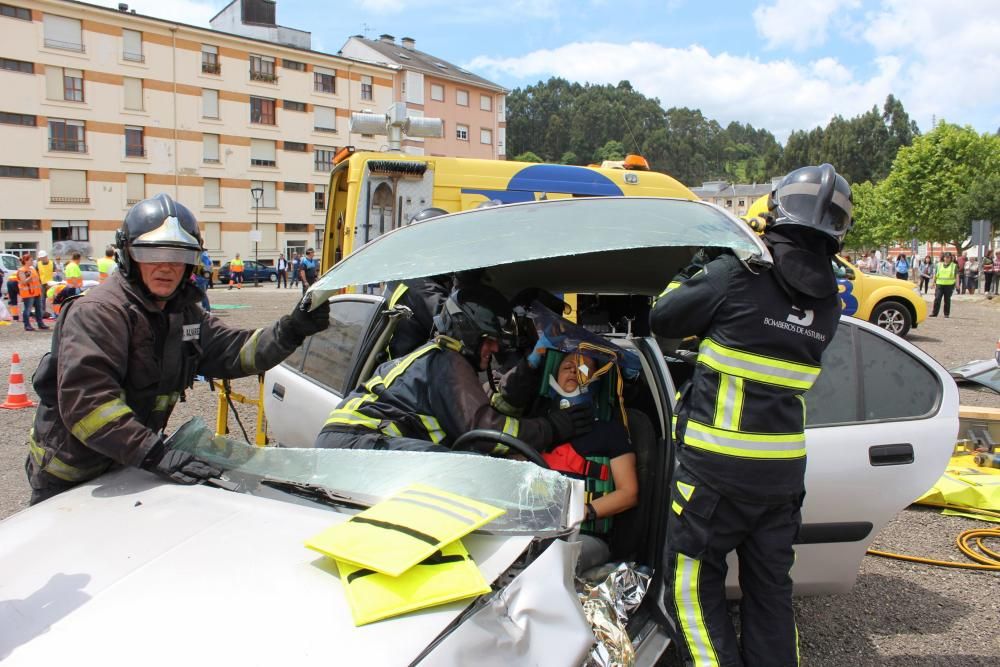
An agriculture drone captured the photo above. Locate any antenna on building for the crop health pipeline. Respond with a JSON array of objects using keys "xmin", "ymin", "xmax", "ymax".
[
  {"xmin": 361, "ymin": 22, "xmax": 373, "ymax": 39},
  {"xmin": 351, "ymin": 103, "xmax": 443, "ymax": 152}
]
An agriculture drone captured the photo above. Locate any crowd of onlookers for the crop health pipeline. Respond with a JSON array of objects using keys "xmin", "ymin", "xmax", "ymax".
[{"xmin": 848, "ymin": 249, "xmax": 999, "ymax": 296}]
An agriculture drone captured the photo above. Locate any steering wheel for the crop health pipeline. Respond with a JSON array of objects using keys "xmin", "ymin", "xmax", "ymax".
[{"xmin": 452, "ymin": 430, "xmax": 550, "ymax": 469}]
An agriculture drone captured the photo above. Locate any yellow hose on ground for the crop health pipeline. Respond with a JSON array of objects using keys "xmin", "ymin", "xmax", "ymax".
[{"xmin": 866, "ymin": 502, "xmax": 1000, "ymax": 571}]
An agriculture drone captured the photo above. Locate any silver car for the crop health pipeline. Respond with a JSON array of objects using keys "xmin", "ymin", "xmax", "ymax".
[{"xmin": 1, "ymin": 198, "xmax": 958, "ymax": 665}]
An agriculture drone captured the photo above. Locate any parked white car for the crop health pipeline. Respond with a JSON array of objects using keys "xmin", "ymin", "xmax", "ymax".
[{"xmin": 0, "ymin": 198, "xmax": 958, "ymax": 665}]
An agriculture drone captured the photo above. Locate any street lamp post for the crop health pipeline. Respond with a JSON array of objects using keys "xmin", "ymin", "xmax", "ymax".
[{"xmin": 250, "ymin": 186, "xmax": 263, "ymax": 287}]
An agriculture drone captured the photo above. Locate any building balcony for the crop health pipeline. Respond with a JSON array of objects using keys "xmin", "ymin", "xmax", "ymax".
[
  {"xmin": 250, "ymin": 70, "xmax": 278, "ymax": 83},
  {"xmin": 49, "ymin": 139, "xmax": 86, "ymax": 153},
  {"xmin": 123, "ymin": 51, "xmax": 145, "ymax": 63},
  {"xmin": 202, "ymin": 61, "xmax": 221, "ymax": 74},
  {"xmin": 125, "ymin": 146, "xmax": 147, "ymax": 158},
  {"xmin": 250, "ymin": 159, "xmax": 276, "ymax": 167},
  {"xmin": 50, "ymin": 196, "xmax": 90, "ymax": 204},
  {"xmin": 44, "ymin": 38, "xmax": 84, "ymax": 52}
]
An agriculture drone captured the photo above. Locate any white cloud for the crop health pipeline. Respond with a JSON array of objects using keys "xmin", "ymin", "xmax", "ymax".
[
  {"xmin": 468, "ymin": 41, "xmax": 895, "ymax": 141},
  {"xmin": 753, "ymin": 0, "xmax": 860, "ymax": 52},
  {"xmin": 89, "ymin": 0, "xmax": 222, "ymax": 27}
]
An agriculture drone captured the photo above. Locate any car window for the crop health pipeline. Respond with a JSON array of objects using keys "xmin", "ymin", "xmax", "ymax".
[
  {"xmin": 858, "ymin": 327, "xmax": 939, "ymax": 420},
  {"xmin": 300, "ymin": 299, "xmax": 379, "ymax": 393},
  {"xmin": 805, "ymin": 323, "xmax": 859, "ymax": 426}
]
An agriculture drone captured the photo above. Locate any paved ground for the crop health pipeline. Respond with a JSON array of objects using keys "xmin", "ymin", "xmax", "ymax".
[{"xmin": 1, "ymin": 283, "xmax": 998, "ymax": 664}]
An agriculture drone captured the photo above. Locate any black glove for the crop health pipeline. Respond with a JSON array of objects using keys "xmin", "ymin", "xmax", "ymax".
[
  {"xmin": 547, "ymin": 403, "xmax": 594, "ymax": 444},
  {"xmin": 282, "ymin": 293, "xmax": 331, "ymax": 343},
  {"xmin": 141, "ymin": 441, "xmax": 223, "ymax": 485}
]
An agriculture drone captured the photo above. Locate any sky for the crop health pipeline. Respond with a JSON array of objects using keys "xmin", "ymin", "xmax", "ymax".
[{"xmin": 94, "ymin": 0, "xmax": 1000, "ymax": 143}]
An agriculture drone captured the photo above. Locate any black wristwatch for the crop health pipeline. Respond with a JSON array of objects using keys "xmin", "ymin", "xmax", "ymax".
[{"xmin": 584, "ymin": 502, "xmax": 597, "ymax": 522}]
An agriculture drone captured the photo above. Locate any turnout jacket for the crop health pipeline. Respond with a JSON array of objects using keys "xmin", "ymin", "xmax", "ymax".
[
  {"xmin": 321, "ymin": 338, "xmax": 554, "ymax": 452},
  {"xmin": 28, "ymin": 271, "xmax": 301, "ymax": 487},
  {"xmin": 650, "ymin": 252, "xmax": 839, "ymax": 502}
]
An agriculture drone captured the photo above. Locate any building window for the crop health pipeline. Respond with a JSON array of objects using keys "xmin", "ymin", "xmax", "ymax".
[
  {"xmin": 126, "ymin": 173, "xmax": 145, "ymax": 205},
  {"xmin": 125, "ymin": 126, "xmax": 145, "ymax": 157},
  {"xmin": 1, "ymin": 219, "xmax": 41, "ymax": 231},
  {"xmin": 0, "ymin": 165, "xmax": 38, "ymax": 178},
  {"xmin": 250, "ymin": 138, "xmax": 277, "ymax": 167},
  {"xmin": 51, "ymin": 219, "xmax": 89, "ymax": 241},
  {"xmin": 201, "ymin": 44, "xmax": 220, "ymax": 74},
  {"xmin": 725, "ymin": 199, "xmax": 733, "ymax": 208},
  {"xmin": 282, "ymin": 58, "xmax": 305, "ymax": 71},
  {"xmin": 283, "ymin": 99, "xmax": 306, "ymax": 112},
  {"xmin": 284, "ymin": 181, "xmax": 308, "ymax": 192},
  {"xmin": 46, "ymin": 67, "xmax": 84, "ymax": 102},
  {"xmin": 123, "ymin": 77, "xmax": 143, "ymax": 111},
  {"xmin": 250, "ymin": 96, "xmax": 276, "ymax": 125},
  {"xmin": 314, "ymin": 67, "xmax": 335, "ymax": 94},
  {"xmin": 314, "ymin": 183, "xmax": 326, "ymax": 211},
  {"xmin": 202, "ymin": 89, "xmax": 219, "ymax": 119},
  {"xmin": 0, "ymin": 4, "xmax": 32, "ymax": 20},
  {"xmin": 738, "ymin": 199, "xmax": 745, "ymax": 207},
  {"xmin": 250, "ymin": 54, "xmax": 277, "ymax": 82},
  {"xmin": 456, "ymin": 89, "xmax": 468, "ymax": 106},
  {"xmin": 204, "ymin": 177, "xmax": 220, "ymax": 207},
  {"xmin": 314, "ymin": 105, "xmax": 336, "ymax": 133},
  {"xmin": 284, "ymin": 223, "xmax": 308, "ymax": 233},
  {"xmin": 43, "ymin": 14, "xmax": 83, "ymax": 52},
  {"xmin": 430, "ymin": 83, "xmax": 444, "ymax": 102},
  {"xmin": 480, "ymin": 94, "xmax": 492, "ymax": 112},
  {"xmin": 314, "ymin": 147, "xmax": 335, "ymax": 172},
  {"xmin": 456, "ymin": 124, "xmax": 469, "ymax": 141},
  {"xmin": 250, "ymin": 180, "xmax": 276, "ymax": 208},
  {"xmin": 48, "ymin": 118, "xmax": 85, "ymax": 152},
  {"xmin": 283, "ymin": 141, "xmax": 307, "ymax": 152},
  {"xmin": 49, "ymin": 169, "xmax": 88, "ymax": 204},
  {"xmin": 360, "ymin": 75, "xmax": 373, "ymax": 101},
  {"xmin": 122, "ymin": 29, "xmax": 143, "ymax": 62},
  {"xmin": 480, "ymin": 128, "xmax": 492, "ymax": 145},
  {"xmin": 0, "ymin": 57, "xmax": 33, "ymax": 74},
  {"xmin": 203, "ymin": 133, "xmax": 220, "ymax": 163},
  {"xmin": 0, "ymin": 111, "xmax": 35, "ymax": 126}
]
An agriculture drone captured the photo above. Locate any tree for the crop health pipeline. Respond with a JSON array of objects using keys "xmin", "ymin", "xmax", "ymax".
[
  {"xmin": 512, "ymin": 151, "xmax": 543, "ymax": 163},
  {"xmin": 843, "ymin": 181, "xmax": 893, "ymax": 252},
  {"xmin": 881, "ymin": 123, "xmax": 1000, "ymax": 252},
  {"xmin": 559, "ymin": 151, "xmax": 579, "ymax": 165},
  {"xmin": 592, "ymin": 140, "xmax": 625, "ymax": 163}
]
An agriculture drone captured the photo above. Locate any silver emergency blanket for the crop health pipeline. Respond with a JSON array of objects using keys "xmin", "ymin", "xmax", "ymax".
[
  {"xmin": 577, "ymin": 562, "xmax": 653, "ymax": 667},
  {"xmin": 172, "ymin": 417, "xmax": 575, "ymax": 535}
]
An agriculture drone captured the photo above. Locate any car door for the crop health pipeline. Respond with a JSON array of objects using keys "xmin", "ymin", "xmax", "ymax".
[
  {"xmin": 787, "ymin": 317, "xmax": 958, "ymax": 594},
  {"xmin": 264, "ymin": 294, "xmax": 384, "ymax": 447}
]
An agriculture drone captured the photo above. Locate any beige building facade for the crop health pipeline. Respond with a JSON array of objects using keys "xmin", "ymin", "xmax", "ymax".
[{"xmin": 0, "ymin": 0, "xmax": 399, "ymax": 267}]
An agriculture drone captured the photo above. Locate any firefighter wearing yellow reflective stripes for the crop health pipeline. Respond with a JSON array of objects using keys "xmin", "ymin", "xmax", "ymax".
[
  {"xmin": 25, "ymin": 194, "xmax": 330, "ymax": 505},
  {"xmin": 315, "ymin": 285, "xmax": 592, "ymax": 453},
  {"xmin": 651, "ymin": 164, "xmax": 853, "ymax": 667}
]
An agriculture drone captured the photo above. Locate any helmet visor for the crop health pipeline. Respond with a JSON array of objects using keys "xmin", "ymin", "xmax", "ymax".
[
  {"xmin": 777, "ymin": 184, "xmax": 853, "ymax": 236},
  {"xmin": 129, "ymin": 246, "xmax": 201, "ymax": 265}
]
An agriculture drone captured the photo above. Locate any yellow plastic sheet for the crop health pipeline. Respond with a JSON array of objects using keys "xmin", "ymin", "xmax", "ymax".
[
  {"xmin": 915, "ymin": 453, "xmax": 1000, "ymax": 512},
  {"xmin": 336, "ymin": 539, "xmax": 491, "ymax": 626},
  {"xmin": 305, "ymin": 484, "xmax": 505, "ymax": 577}
]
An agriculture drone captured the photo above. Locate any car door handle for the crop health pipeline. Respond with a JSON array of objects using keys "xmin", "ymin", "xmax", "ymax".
[
  {"xmin": 869, "ymin": 443, "xmax": 914, "ymax": 466},
  {"xmin": 272, "ymin": 383, "xmax": 285, "ymax": 401}
]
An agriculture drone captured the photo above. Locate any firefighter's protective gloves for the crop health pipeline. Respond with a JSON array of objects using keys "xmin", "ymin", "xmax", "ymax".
[
  {"xmin": 282, "ymin": 293, "xmax": 331, "ymax": 344},
  {"xmin": 141, "ymin": 441, "xmax": 223, "ymax": 485},
  {"xmin": 547, "ymin": 403, "xmax": 594, "ymax": 445}
]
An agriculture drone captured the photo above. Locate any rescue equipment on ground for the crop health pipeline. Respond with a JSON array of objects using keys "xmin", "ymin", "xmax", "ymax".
[
  {"xmin": 1, "ymin": 352, "xmax": 35, "ymax": 409},
  {"xmin": 336, "ymin": 539, "xmax": 491, "ymax": 626},
  {"xmin": 305, "ymin": 484, "xmax": 504, "ymax": 577}
]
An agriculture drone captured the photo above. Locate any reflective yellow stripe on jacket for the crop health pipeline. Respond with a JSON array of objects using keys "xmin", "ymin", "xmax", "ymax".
[
  {"xmin": 698, "ymin": 339, "xmax": 820, "ymax": 390},
  {"xmin": 29, "ymin": 430, "xmax": 112, "ymax": 482},
  {"xmin": 70, "ymin": 397, "xmax": 133, "ymax": 444},
  {"xmin": 684, "ymin": 420, "xmax": 806, "ymax": 459}
]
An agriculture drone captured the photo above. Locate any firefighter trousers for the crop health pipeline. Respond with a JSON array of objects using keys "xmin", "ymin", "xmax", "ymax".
[{"xmin": 663, "ymin": 465, "xmax": 802, "ymax": 667}]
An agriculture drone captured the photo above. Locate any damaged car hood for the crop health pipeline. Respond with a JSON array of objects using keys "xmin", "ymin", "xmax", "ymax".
[{"xmin": 0, "ymin": 469, "xmax": 536, "ymax": 665}]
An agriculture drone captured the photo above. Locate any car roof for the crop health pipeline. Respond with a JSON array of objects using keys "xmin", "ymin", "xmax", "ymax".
[{"xmin": 310, "ymin": 197, "xmax": 770, "ymax": 302}]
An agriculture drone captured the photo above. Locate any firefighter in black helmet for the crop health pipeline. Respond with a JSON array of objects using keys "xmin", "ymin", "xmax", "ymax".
[
  {"xmin": 25, "ymin": 194, "xmax": 331, "ymax": 504},
  {"xmin": 651, "ymin": 164, "xmax": 853, "ymax": 666},
  {"xmin": 315, "ymin": 284, "xmax": 593, "ymax": 452}
]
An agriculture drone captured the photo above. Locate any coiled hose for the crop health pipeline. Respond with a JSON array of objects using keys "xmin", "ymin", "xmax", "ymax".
[{"xmin": 866, "ymin": 501, "xmax": 1000, "ymax": 571}]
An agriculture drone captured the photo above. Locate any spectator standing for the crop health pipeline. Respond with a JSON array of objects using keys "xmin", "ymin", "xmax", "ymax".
[
  {"xmin": 17, "ymin": 253, "xmax": 48, "ymax": 331},
  {"xmin": 63, "ymin": 252, "xmax": 84, "ymax": 299},
  {"xmin": 276, "ymin": 252, "xmax": 288, "ymax": 288},
  {"xmin": 5, "ymin": 263, "xmax": 19, "ymax": 321},
  {"xmin": 200, "ymin": 249, "xmax": 214, "ymax": 289},
  {"xmin": 931, "ymin": 252, "xmax": 958, "ymax": 317},
  {"xmin": 894, "ymin": 254, "xmax": 910, "ymax": 281},
  {"xmin": 965, "ymin": 256, "xmax": 980, "ymax": 295},
  {"xmin": 857, "ymin": 252, "xmax": 872, "ymax": 273},
  {"xmin": 956, "ymin": 252, "xmax": 967, "ymax": 292},
  {"xmin": 228, "ymin": 253, "xmax": 244, "ymax": 290},
  {"xmin": 97, "ymin": 247, "xmax": 116, "ymax": 283},
  {"xmin": 298, "ymin": 248, "xmax": 319, "ymax": 294},
  {"xmin": 918, "ymin": 255, "xmax": 933, "ymax": 295},
  {"xmin": 36, "ymin": 250, "xmax": 55, "ymax": 317},
  {"xmin": 290, "ymin": 253, "xmax": 301, "ymax": 288}
]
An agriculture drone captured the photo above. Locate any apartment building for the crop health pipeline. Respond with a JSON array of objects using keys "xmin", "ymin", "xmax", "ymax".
[
  {"xmin": 340, "ymin": 34, "xmax": 507, "ymax": 159},
  {"xmin": 689, "ymin": 180, "xmax": 775, "ymax": 218},
  {"xmin": 0, "ymin": 0, "xmax": 397, "ymax": 266}
]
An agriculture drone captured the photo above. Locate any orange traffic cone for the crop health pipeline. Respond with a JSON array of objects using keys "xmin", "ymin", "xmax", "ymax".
[{"xmin": 1, "ymin": 352, "xmax": 35, "ymax": 409}]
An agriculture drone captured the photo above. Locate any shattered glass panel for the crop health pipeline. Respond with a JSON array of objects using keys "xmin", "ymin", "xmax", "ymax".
[
  {"xmin": 173, "ymin": 418, "xmax": 576, "ymax": 535},
  {"xmin": 309, "ymin": 197, "xmax": 770, "ymax": 303}
]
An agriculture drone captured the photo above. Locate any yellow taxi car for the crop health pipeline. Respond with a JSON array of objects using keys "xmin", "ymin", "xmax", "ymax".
[{"xmin": 745, "ymin": 195, "xmax": 926, "ymax": 337}]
